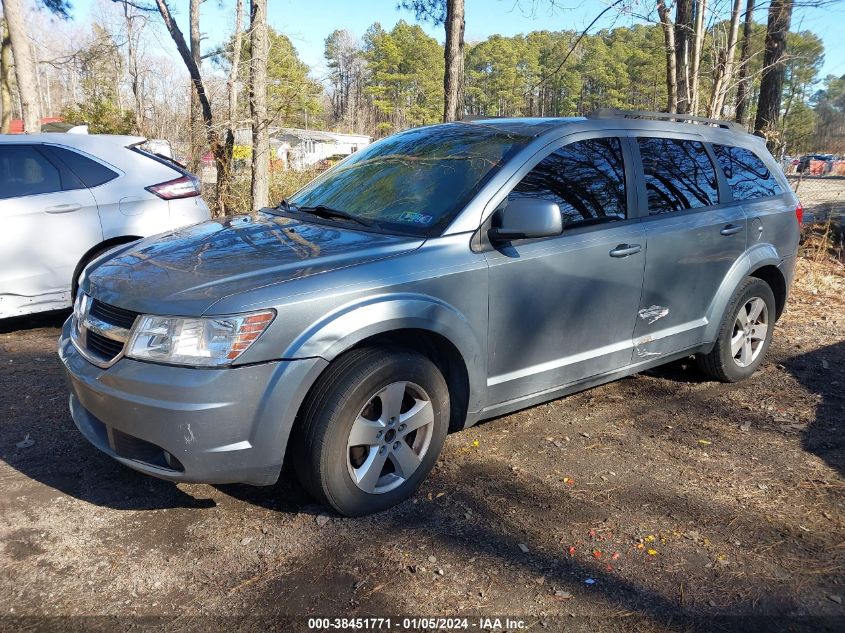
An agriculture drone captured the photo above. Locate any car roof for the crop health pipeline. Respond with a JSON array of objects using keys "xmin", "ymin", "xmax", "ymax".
[
  {"xmin": 463, "ymin": 117, "xmax": 585, "ymax": 136},
  {"xmin": 0, "ymin": 133, "xmax": 146, "ymax": 149}
]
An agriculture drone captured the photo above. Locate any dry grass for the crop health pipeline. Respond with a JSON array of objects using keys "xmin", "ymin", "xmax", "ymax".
[{"xmin": 204, "ymin": 168, "xmax": 326, "ymax": 217}]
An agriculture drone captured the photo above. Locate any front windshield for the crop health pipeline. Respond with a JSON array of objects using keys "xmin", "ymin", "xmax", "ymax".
[{"xmin": 286, "ymin": 123, "xmax": 530, "ymax": 236}]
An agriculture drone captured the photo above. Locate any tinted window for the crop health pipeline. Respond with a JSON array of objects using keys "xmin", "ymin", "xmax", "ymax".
[
  {"xmin": 509, "ymin": 137, "xmax": 627, "ymax": 225},
  {"xmin": 287, "ymin": 123, "xmax": 529, "ymax": 236},
  {"xmin": 0, "ymin": 146, "xmax": 62, "ymax": 200},
  {"xmin": 48, "ymin": 146, "xmax": 119, "ymax": 188},
  {"xmin": 712, "ymin": 144, "xmax": 783, "ymax": 200},
  {"xmin": 638, "ymin": 137, "xmax": 719, "ymax": 214}
]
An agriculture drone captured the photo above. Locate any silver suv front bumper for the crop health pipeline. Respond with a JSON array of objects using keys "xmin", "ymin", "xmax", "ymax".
[{"xmin": 58, "ymin": 317, "xmax": 327, "ymax": 485}]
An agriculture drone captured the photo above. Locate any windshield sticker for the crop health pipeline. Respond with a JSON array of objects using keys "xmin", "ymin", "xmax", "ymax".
[{"xmin": 397, "ymin": 211, "xmax": 434, "ymax": 225}]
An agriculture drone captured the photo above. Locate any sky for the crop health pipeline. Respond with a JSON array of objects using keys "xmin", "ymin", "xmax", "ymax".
[{"xmin": 67, "ymin": 0, "xmax": 845, "ymax": 84}]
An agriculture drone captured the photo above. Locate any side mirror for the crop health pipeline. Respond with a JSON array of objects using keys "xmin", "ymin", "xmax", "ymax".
[{"xmin": 488, "ymin": 198, "xmax": 563, "ymax": 242}]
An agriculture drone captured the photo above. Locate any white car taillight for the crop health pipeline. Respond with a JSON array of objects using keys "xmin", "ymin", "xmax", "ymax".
[{"xmin": 146, "ymin": 174, "xmax": 201, "ymax": 200}]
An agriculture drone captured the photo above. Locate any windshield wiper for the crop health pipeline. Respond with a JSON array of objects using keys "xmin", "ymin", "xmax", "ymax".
[{"xmin": 298, "ymin": 204, "xmax": 374, "ymax": 227}]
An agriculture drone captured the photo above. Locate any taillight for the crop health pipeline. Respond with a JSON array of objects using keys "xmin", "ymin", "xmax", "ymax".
[
  {"xmin": 795, "ymin": 202, "xmax": 804, "ymax": 226},
  {"xmin": 146, "ymin": 174, "xmax": 200, "ymax": 200}
]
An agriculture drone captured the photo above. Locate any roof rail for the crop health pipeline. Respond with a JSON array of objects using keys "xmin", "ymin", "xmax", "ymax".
[{"xmin": 587, "ymin": 108, "xmax": 746, "ymax": 132}]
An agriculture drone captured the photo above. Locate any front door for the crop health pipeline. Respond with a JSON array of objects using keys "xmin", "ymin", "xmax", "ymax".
[
  {"xmin": 0, "ymin": 144, "xmax": 101, "ymax": 317},
  {"xmin": 630, "ymin": 135, "xmax": 747, "ymax": 357},
  {"xmin": 484, "ymin": 136, "xmax": 646, "ymax": 405}
]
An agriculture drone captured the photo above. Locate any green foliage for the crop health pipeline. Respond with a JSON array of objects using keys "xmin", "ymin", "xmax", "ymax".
[
  {"xmin": 463, "ymin": 24, "xmax": 667, "ymax": 118},
  {"xmin": 59, "ymin": 23, "xmax": 135, "ymax": 135},
  {"xmin": 364, "ymin": 20, "xmax": 444, "ymax": 130},
  {"xmin": 230, "ymin": 27, "xmax": 323, "ymax": 128},
  {"xmin": 61, "ymin": 99, "xmax": 134, "ymax": 135}
]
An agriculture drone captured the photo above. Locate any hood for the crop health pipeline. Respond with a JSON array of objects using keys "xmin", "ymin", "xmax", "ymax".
[{"xmin": 85, "ymin": 213, "xmax": 421, "ymax": 315}]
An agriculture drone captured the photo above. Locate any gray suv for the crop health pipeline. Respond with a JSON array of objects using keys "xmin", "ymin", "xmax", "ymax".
[{"xmin": 59, "ymin": 111, "xmax": 800, "ymax": 516}]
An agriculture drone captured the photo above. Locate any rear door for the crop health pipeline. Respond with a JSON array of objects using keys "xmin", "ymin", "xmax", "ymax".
[
  {"xmin": 0, "ymin": 144, "xmax": 101, "ymax": 317},
  {"xmin": 630, "ymin": 134, "xmax": 746, "ymax": 358},
  {"xmin": 484, "ymin": 134, "xmax": 646, "ymax": 405}
]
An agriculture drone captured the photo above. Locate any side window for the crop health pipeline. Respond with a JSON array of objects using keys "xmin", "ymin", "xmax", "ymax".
[
  {"xmin": 638, "ymin": 137, "xmax": 719, "ymax": 215},
  {"xmin": 712, "ymin": 144, "xmax": 783, "ymax": 200},
  {"xmin": 0, "ymin": 145, "xmax": 63, "ymax": 200},
  {"xmin": 47, "ymin": 146, "xmax": 119, "ymax": 188},
  {"xmin": 509, "ymin": 137, "xmax": 627, "ymax": 226}
]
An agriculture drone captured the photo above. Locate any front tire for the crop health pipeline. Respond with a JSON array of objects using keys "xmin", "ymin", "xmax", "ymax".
[
  {"xmin": 697, "ymin": 277, "xmax": 776, "ymax": 382},
  {"xmin": 292, "ymin": 347, "xmax": 450, "ymax": 516}
]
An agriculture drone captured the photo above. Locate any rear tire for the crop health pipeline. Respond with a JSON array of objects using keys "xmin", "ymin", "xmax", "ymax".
[
  {"xmin": 292, "ymin": 347, "xmax": 450, "ymax": 516},
  {"xmin": 697, "ymin": 277, "xmax": 776, "ymax": 382}
]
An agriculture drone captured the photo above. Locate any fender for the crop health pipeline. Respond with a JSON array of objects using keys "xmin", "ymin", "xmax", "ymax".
[
  {"xmin": 702, "ymin": 243, "xmax": 782, "ymax": 343},
  {"xmin": 283, "ymin": 292, "xmax": 486, "ymax": 413}
]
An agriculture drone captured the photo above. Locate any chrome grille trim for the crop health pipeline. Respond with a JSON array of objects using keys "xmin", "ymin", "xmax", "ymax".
[{"xmin": 71, "ymin": 293, "xmax": 136, "ymax": 369}]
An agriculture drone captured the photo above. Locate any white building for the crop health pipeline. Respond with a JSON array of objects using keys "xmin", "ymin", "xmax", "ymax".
[
  {"xmin": 273, "ymin": 128, "xmax": 371, "ymax": 171},
  {"xmin": 234, "ymin": 127, "xmax": 371, "ymax": 171}
]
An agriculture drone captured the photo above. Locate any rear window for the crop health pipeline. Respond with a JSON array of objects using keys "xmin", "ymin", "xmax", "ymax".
[
  {"xmin": 712, "ymin": 144, "xmax": 783, "ymax": 200},
  {"xmin": 638, "ymin": 137, "xmax": 720, "ymax": 215},
  {"xmin": 47, "ymin": 146, "xmax": 119, "ymax": 188}
]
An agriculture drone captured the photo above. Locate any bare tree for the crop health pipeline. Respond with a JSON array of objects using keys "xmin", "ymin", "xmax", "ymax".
[
  {"xmin": 689, "ymin": 0, "xmax": 707, "ymax": 114},
  {"xmin": 121, "ymin": 2, "xmax": 146, "ymax": 133},
  {"xmin": 733, "ymin": 0, "xmax": 756, "ymax": 124},
  {"xmin": 249, "ymin": 0, "xmax": 269, "ymax": 210},
  {"xmin": 1, "ymin": 18, "xmax": 12, "ymax": 132},
  {"xmin": 709, "ymin": 0, "xmax": 743, "ymax": 117},
  {"xmin": 2, "ymin": 0, "xmax": 41, "ymax": 131},
  {"xmin": 674, "ymin": 0, "xmax": 694, "ymax": 113},
  {"xmin": 443, "ymin": 0, "xmax": 465, "ymax": 121},
  {"xmin": 657, "ymin": 0, "xmax": 678, "ymax": 113},
  {"xmin": 400, "ymin": 0, "xmax": 466, "ymax": 122},
  {"xmin": 754, "ymin": 0, "xmax": 793, "ymax": 147},
  {"xmin": 188, "ymin": 0, "xmax": 203, "ymax": 172}
]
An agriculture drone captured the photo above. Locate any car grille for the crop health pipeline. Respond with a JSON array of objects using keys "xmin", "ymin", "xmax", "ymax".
[
  {"xmin": 89, "ymin": 299, "xmax": 138, "ymax": 330},
  {"xmin": 86, "ymin": 329, "xmax": 126, "ymax": 359},
  {"xmin": 74, "ymin": 295, "xmax": 139, "ymax": 366}
]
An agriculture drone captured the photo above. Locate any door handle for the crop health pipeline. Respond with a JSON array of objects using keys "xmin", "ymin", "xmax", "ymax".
[
  {"xmin": 609, "ymin": 243, "xmax": 642, "ymax": 258},
  {"xmin": 45, "ymin": 203, "xmax": 81, "ymax": 214},
  {"xmin": 720, "ymin": 224, "xmax": 743, "ymax": 236}
]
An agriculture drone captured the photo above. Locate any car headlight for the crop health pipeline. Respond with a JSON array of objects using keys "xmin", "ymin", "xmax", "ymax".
[{"xmin": 126, "ymin": 310, "xmax": 275, "ymax": 366}]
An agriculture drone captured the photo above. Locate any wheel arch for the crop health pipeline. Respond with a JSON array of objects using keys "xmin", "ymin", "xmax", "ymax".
[
  {"xmin": 283, "ymin": 294, "xmax": 485, "ymax": 432},
  {"xmin": 72, "ymin": 235, "xmax": 142, "ymax": 298},
  {"xmin": 703, "ymin": 244, "xmax": 786, "ymax": 343},
  {"xmin": 749, "ymin": 264, "xmax": 787, "ymax": 320}
]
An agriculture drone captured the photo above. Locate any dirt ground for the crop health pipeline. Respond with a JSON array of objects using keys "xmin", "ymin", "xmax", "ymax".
[{"xmin": 1, "ymin": 250, "xmax": 843, "ymax": 632}]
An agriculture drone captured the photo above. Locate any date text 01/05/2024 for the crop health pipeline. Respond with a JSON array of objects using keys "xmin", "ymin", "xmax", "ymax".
[{"xmin": 306, "ymin": 617, "xmax": 527, "ymax": 630}]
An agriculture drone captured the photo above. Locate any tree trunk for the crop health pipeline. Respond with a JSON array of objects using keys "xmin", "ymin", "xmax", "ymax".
[
  {"xmin": 443, "ymin": 0, "xmax": 465, "ymax": 122},
  {"xmin": 709, "ymin": 0, "xmax": 743, "ymax": 118},
  {"xmin": 734, "ymin": 0, "xmax": 756, "ymax": 125},
  {"xmin": 217, "ymin": 0, "xmax": 244, "ymax": 216},
  {"xmin": 153, "ymin": 0, "xmax": 223, "ymax": 214},
  {"xmin": 674, "ymin": 0, "xmax": 694, "ymax": 114},
  {"xmin": 249, "ymin": 0, "xmax": 269, "ymax": 210},
  {"xmin": 754, "ymin": 0, "xmax": 793, "ymax": 149},
  {"xmin": 2, "ymin": 0, "xmax": 41, "ymax": 132},
  {"xmin": 690, "ymin": 0, "xmax": 707, "ymax": 115},
  {"xmin": 1, "ymin": 19, "xmax": 12, "ymax": 133},
  {"xmin": 122, "ymin": 3, "xmax": 144, "ymax": 134},
  {"xmin": 188, "ymin": 0, "xmax": 202, "ymax": 173},
  {"xmin": 657, "ymin": 0, "xmax": 678, "ymax": 113}
]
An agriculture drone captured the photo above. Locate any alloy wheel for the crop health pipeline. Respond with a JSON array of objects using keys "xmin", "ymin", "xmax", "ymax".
[
  {"xmin": 346, "ymin": 381, "xmax": 434, "ymax": 494},
  {"xmin": 731, "ymin": 297, "xmax": 769, "ymax": 368}
]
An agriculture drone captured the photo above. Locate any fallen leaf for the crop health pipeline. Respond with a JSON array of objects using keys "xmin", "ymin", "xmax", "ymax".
[{"xmin": 647, "ymin": 549, "xmax": 658, "ymax": 556}]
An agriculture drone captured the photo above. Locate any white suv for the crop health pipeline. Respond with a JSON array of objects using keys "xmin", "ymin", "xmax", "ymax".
[{"xmin": 0, "ymin": 133, "xmax": 211, "ymax": 318}]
